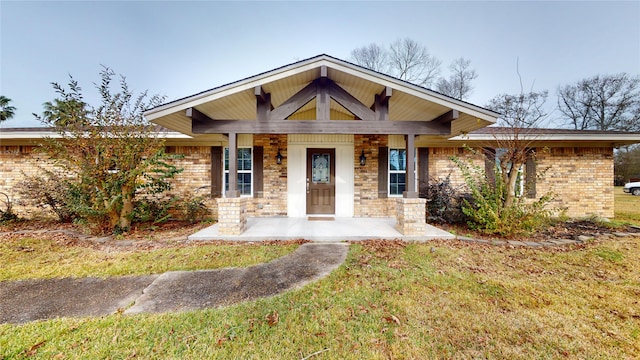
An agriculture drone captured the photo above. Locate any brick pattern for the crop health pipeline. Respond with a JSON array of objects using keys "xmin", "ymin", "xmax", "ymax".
[
  {"xmin": 535, "ymin": 147, "xmax": 614, "ymax": 218},
  {"xmin": 216, "ymin": 197, "xmax": 247, "ymax": 235},
  {"xmin": 427, "ymin": 147, "xmax": 482, "ymax": 188},
  {"xmin": 0, "ymin": 143, "xmax": 618, "ymax": 222},
  {"xmin": 247, "ymin": 134, "xmax": 288, "ymax": 217},
  {"xmin": 165, "ymin": 146, "xmax": 218, "ymax": 220},
  {"xmin": 395, "ymin": 198, "xmax": 427, "ymax": 235},
  {"xmin": 0, "ymin": 146, "xmax": 57, "ymax": 218},
  {"xmin": 354, "ymin": 135, "xmax": 395, "ymax": 217}
]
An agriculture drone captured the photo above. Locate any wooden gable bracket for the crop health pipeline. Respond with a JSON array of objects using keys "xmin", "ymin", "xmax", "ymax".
[
  {"xmin": 269, "ymin": 80, "xmax": 318, "ymax": 120},
  {"xmin": 255, "ymin": 85, "xmax": 272, "ymax": 122},
  {"xmin": 372, "ymin": 87, "xmax": 392, "ymax": 121},
  {"xmin": 433, "ymin": 109, "xmax": 459, "ymax": 124},
  {"xmin": 186, "ymin": 107, "xmax": 214, "ymax": 133}
]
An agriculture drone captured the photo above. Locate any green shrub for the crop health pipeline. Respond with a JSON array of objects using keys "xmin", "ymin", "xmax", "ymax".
[
  {"xmin": 452, "ymin": 153, "xmax": 554, "ymax": 237},
  {"xmin": 181, "ymin": 194, "xmax": 211, "ymax": 223},
  {"xmin": 132, "ymin": 197, "xmax": 177, "ymax": 225}
]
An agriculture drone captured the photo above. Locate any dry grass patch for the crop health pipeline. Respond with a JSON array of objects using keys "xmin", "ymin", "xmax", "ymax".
[{"xmin": 0, "ymin": 233, "xmax": 301, "ymax": 281}]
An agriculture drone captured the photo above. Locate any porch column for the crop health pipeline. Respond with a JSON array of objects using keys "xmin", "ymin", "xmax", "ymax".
[
  {"xmin": 403, "ymin": 133, "xmax": 418, "ymax": 198},
  {"xmin": 216, "ymin": 197, "xmax": 248, "ymax": 235},
  {"xmin": 227, "ymin": 132, "xmax": 240, "ymax": 198}
]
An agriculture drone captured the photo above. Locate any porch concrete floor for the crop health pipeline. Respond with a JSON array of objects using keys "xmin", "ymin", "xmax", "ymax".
[{"xmin": 188, "ymin": 217, "xmax": 455, "ymax": 242}]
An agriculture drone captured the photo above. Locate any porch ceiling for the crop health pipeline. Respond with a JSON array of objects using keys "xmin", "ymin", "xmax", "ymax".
[{"xmin": 146, "ymin": 55, "xmax": 498, "ymax": 137}]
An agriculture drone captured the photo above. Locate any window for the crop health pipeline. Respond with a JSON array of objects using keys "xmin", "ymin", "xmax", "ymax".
[
  {"xmin": 224, "ymin": 147, "xmax": 252, "ymax": 196},
  {"xmin": 487, "ymin": 148, "xmax": 536, "ymax": 198},
  {"xmin": 389, "ymin": 148, "xmax": 407, "ymax": 196}
]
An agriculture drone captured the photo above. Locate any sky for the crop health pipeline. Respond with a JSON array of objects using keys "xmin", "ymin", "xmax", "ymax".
[{"xmin": 1, "ymin": 1, "xmax": 639, "ymax": 128}]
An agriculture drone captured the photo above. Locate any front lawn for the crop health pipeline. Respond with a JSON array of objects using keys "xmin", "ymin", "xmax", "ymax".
[
  {"xmin": 2, "ymin": 238, "xmax": 639, "ymax": 359},
  {"xmin": 615, "ymin": 186, "xmax": 640, "ymax": 225},
  {"xmin": 0, "ymin": 234, "xmax": 299, "ymax": 281}
]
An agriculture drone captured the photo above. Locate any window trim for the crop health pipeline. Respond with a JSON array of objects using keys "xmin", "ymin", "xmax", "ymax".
[
  {"xmin": 224, "ymin": 146, "xmax": 253, "ymax": 197},
  {"xmin": 388, "ymin": 148, "xmax": 417, "ymax": 197}
]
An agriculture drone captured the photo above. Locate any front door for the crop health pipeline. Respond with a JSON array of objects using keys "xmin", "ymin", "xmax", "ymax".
[{"xmin": 306, "ymin": 148, "xmax": 335, "ymax": 214}]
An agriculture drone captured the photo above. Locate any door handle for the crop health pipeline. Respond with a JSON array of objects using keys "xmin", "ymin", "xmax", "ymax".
[{"xmin": 306, "ymin": 178, "xmax": 310, "ymax": 193}]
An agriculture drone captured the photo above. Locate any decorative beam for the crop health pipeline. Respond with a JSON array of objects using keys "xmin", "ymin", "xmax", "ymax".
[
  {"xmin": 316, "ymin": 79, "xmax": 330, "ymax": 121},
  {"xmin": 186, "ymin": 107, "xmax": 213, "ymax": 123},
  {"xmin": 254, "ymin": 85, "xmax": 268, "ymax": 103},
  {"xmin": 325, "ymin": 80, "xmax": 375, "ymax": 120},
  {"xmin": 373, "ymin": 87, "xmax": 392, "ymax": 121},
  {"xmin": 270, "ymin": 81, "xmax": 318, "ymax": 120},
  {"xmin": 433, "ymin": 109, "xmax": 459, "ymax": 124},
  {"xmin": 255, "ymin": 86, "xmax": 271, "ymax": 122},
  {"xmin": 192, "ymin": 118, "xmax": 451, "ymax": 135},
  {"xmin": 320, "ymin": 65, "xmax": 328, "ymax": 78}
]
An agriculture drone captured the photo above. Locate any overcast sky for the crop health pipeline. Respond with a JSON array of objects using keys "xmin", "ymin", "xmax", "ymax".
[{"xmin": 1, "ymin": 1, "xmax": 639, "ymax": 128}]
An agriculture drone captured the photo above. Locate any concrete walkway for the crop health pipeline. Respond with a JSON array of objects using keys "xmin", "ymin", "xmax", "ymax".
[
  {"xmin": 189, "ymin": 217, "xmax": 456, "ymax": 242},
  {"xmin": 0, "ymin": 243, "xmax": 348, "ymax": 324}
]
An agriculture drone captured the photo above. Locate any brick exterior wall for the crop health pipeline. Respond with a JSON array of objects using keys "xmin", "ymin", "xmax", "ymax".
[
  {"xmin": 216, "ymin": 197, "xmax": 247, "ymax": 235},
  {"xmin": 165, "ymin": 146, "xmax": 218, "ymax": 220},
  {"xmin": 0, "ymin": 143, "xmax": 618, "ymax": 221},
  {"xmin": 247, "ymin": 134, "xmax": 288, "ymax": 217},
  {"xmin": 0, "ymin": 146, "xmax": 56, "ymax": 218},
  {"xmin": 535, "ymin": 147, "xmax": 614, "ymax": 218},
  {"xmin": 354, "ymin": 135, "xmax": 395, "ymax": 217},
  {"xmin": 396, "ymin": 197, "xmax": 427, "ymax": 235},
  {"xmin": 427, "ymin": 147, "xmax": 483, "ymax": 189}
]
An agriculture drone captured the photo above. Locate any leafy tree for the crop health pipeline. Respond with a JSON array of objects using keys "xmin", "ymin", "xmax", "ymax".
[
  {"xmin": 557, "ymin": 73, "xmax": 640, "ymax": 131},
  {"xmin": 35, "ymin": 66, "xmax": 182, "ymax": 234},
  {"xmin": 0, "ymin": 96, "xmax": 16, "ymax": 122},
  {"xmin": 435, "ymin": 58, "xmax": 478, "ymax": 100}
]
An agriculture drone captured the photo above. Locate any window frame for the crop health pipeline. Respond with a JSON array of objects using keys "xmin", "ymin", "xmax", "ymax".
[
  {"xmin": 387, "ymin": 148, "xmax": 417, "ymax": 197},
  {"xmin": 223, "ymin": 146, "xmax": 253, "ymax": 197}
]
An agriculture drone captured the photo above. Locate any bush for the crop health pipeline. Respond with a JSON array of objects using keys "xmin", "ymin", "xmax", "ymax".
[
  {"xmin": 132, "ymin": 197, "xmax": 177, "ymax": 225},
  {"xmin": 421, "ymin": 176, "xmax": 468, "ymax": 224},
  {"xmin": 0, "ymin": 192, "xmax": 19, "ymax": 223},
  {"xmin": 14, "ymin": 170, "xmax": 78, "ymax": 222},
  {"xmin": 452, "ymin": 154, "xmax": 555, "ymax": 237},
  {"xmin": 181, "ymin": 195, "xmax": 211, "ymax": 224}
]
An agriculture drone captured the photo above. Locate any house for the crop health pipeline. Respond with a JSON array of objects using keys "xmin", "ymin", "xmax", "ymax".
[{"xmin": 2, "ymin": 54, "xmax": 640, "ymax": 236}]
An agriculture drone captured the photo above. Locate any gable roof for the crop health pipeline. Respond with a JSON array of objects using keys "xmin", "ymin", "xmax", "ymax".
[{"xmin": 144, "ymin": 54, "xmax": 500, "ymax": 137}]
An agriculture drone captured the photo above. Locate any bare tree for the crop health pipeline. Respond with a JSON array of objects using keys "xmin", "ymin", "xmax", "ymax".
[
  {"xmin": 558, "ymin": 73, "xmax": 640, "ymax": 131},
  {"xmin": 350, "ymin": 43, "xmax": 388, "ymax": 73},
  {"xmin": 388, "ymin": 38, "xmax": 441, "ymax": 87},
  {"xmin": 435, "ymin": 58, "xmax": 478, "ymax": 100},
  {"xmin": 485, "ymin": 89, "xmax": 549, "ymax": 208}
]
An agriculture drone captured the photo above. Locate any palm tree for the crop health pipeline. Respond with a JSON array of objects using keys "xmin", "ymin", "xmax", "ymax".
[{"xmin": 0, "ymin": 96, "xmax": 16, "ymax": 122}]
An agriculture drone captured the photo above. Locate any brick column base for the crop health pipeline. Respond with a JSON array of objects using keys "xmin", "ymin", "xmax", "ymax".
[
  {"xmin": 216, "ymin": 197, "xmax": 248, "ymax": 235},
  {"xmin": 396, "ymin": 198, "xmax": 427, "ymax": 236}
]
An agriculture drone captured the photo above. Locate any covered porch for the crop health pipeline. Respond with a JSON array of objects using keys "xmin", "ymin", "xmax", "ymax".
[{"xmin": 188, "ymin": 217, "xmax": 455, "ymax": 242}]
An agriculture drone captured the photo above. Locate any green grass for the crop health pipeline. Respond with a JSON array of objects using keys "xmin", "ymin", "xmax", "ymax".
[
  {"xmin": 2, "ymin": 238, "xmax": 640, "ymax": 359},
  {"xmin": 0, "ymin": 238, "xmax": 298, "ymax": 281},
  {"xmin": 614, "ymin": 186, "xmax": 640, "ymax": 225}
]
